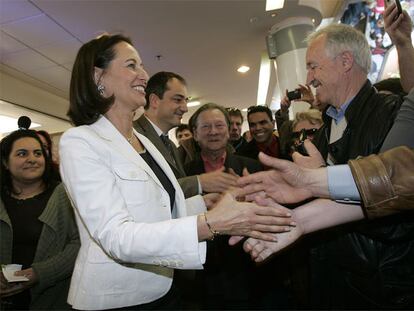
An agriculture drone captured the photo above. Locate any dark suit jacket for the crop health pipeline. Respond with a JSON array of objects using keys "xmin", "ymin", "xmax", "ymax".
[
  {"xmin": 184, "ymin": 152, "xmax": 263, "ymax": 308},
  {"xmin": 184, "ymin": 152, "xmax": 263, "ymax": 177},
  {"xmin": 133, "ymin": 115, "xmax": 199, "ymax": 198}
]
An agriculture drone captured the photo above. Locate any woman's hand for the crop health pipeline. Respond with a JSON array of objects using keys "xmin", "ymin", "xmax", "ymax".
[
  {"xmin": 204, "ymin": 189, "xmax": 296, "ymax": 242},
  {"xmin": 0, "ymin": 268, "xmax": 39, "ymax": 297}
]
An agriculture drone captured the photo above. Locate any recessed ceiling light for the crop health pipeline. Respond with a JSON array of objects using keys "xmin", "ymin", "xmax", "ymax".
[
  {"xmin": 187, "ymin": 101, "xmax": 200, "ymax": 107},
  {"xmin": 237, "ymin": 66, "xmax": 250, "ymax": 73},
  {"xmin": 266, "ymin": 0, "xmax": 285, "ymax": 11}
]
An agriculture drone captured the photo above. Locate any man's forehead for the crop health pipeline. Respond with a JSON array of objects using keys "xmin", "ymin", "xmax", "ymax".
[
  {"xmin": 248, "ymin": 112, "xmax": 271, "ymax": 122},
  {"xmin": 306, "ymin": 35, "xmax": 327, "ymax": 59},
  {"xmin": 166, "ymin": 78, "xmax": 187, "ymax": 93}
]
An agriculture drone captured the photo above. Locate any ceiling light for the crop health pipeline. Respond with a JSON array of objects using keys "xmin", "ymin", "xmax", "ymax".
[
  {"xmin": 0, "ymin": 115, "xmax": 41, "ymax": 134},
  {"xmin": 237, "ymin": 66, "xmax": 250, "ymax": 73},
  {"xmin": 266, "ymin": 0, "xmax": 285, "ymax": 11},
  {"xmin": 187, "ymin": 101, "xmax": 200, "ymax": 107},
  {"xmin": 241, "ymin": 108, "xmax": 248, "ymax": 112}
]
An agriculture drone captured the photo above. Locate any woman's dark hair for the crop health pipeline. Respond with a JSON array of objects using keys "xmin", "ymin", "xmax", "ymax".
[
  {"xmin": 189, "ymin": 103, "xmax": 230, "ymax": 132},
  {"xmin": 68, "ymin": 34, "xmax": 133, "ymax": 126},
  {"xmin": 37, "ymin": 130, "xmax": 53, "ymax": 157},
  {"xmin": 1, "ymin": 129, "xmax": 54, "ymax": 198}
]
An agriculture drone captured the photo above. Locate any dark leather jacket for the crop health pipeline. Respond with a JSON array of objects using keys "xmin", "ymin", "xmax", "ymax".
[
  {"xmin": 349, "ymin": 146, "xmax": 414, "ymax": 219},
  {"xmin": 310, "ymin": 80, "xmax": 414, "ymax": 309}
]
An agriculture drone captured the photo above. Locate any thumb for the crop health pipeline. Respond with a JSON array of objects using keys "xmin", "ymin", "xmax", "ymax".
[
  {"xmin": 228, "ymin": 168, "xmax": 239, "ymax": 177},
  {"xmin": 258, "ymin": 152, "xmax": 290, "ymax": 171},
  {"xmin": 242, "ymin": 167, "xmax": 250, "ymax": 176},
  {"xmin": 303, "ymin": 139, "xmax": 320, "ymax": 157}
]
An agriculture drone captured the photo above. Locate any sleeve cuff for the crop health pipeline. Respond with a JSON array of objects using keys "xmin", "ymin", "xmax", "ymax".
[{"xmin": 328, "ymin": 165, "xmax": 361, "ymax": 202}]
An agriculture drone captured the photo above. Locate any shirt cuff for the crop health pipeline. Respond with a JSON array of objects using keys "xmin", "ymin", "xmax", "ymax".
[
  {"xmin": 196, "ymin": 176, "xmax": 202, "ymax": 194},
  {"xmin": 328, "ymin": 165, "xmax": 361, "ymax": 202}
]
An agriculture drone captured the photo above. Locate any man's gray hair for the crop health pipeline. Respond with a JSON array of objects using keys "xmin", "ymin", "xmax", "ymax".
[{"xmin": 306, "ymin": 24, "xmax": 371, "ymax": 73}]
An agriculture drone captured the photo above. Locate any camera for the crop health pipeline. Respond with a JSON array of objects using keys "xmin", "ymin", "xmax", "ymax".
[
  {"xmin": 287, "ymin": 89, "xmax": 302, "ymax": 101},
  {"xmin": 294, "ymin": 129, "xmax": 309, "ymax": 156}
]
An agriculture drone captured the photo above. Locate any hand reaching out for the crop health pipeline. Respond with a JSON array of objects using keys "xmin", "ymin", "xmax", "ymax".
[
  {"xmin": 292, "ymin": 140, "xmax": 326, "ymax": 169},
  {"xmin": 238, "ymin": 152, "xmax": 321, "ymax": 204},
  {"xmin": 241, "ymin": 197, "xmax": 303, "ymax": 262}
]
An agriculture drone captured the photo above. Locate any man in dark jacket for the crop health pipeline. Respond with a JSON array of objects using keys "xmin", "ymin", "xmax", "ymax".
[
  {"xmin": 304, "ymin": 23, "xmax": 412, "ymax": 309},
  {"xmin": 237, "ymin": 106, "xmax": 280, "ymax": 167}
]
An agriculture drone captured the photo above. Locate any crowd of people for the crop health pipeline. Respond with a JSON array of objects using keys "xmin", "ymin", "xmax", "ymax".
[{"xmin": 0, "ymin": 2, "xmax": 413, "ymax": 310}]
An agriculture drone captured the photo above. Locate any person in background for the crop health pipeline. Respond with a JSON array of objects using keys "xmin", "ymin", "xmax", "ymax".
[
  {"xmin": 134, "ymin": 71, "xmax": 238, "ymax": 198},
  {"xmin": 225, "ymin": 107, "xmax": 248, "ymax": 152},
  {"xmin": 290, "ymin": 109, "xmax": 323, "ymax": 152},
  {"xmin": 36, "ymin": 130, "xmax": 60, "ymax": 181},
  {"xmin": 242, "ymin": 130, "xmax": 252, "ymax": 143},
  {"xmin": 175, "ymin": 124, "xmax": 192, "ymax": 146},
  {"xmin": 59, "ymin": 33, "xmax": 294, "ymax": 310},
  {"xmin": 237, "ymin": 105, "xmax": 280, "ymax": 166},
  {"xmin": 0, "ymin": 121, "xmax": 79, "ymax": 310},
  {"xmin": 184, "ymin": 103, "xmax": 263, "ymax": 309}
]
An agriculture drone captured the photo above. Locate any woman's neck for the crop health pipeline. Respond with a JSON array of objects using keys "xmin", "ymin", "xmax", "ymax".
[
  {"xmin": 11, "ymin": 179, "xmax": 46, "ymax": 200},
  {"xmin": 105, "ymin": 106, "xmax": 135, "ymax": 139}
]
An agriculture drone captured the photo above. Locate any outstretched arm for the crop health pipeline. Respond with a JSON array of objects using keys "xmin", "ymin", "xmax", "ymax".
[{"xmin": 242, "ymin": 198, "xmax": 364, "ymax": 262}]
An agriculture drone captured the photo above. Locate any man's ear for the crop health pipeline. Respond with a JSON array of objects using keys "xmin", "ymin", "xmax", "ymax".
[
  {"xmin": 148, "ymin": 93, "xmax": 160, "ymax": 110},
  {"xmin": 94, "ymin": 67, "xmax": 104, "ymax": 85},
  {"xmin": 340, "ymin": 51, "xmax": 354, "ymax": 72}
]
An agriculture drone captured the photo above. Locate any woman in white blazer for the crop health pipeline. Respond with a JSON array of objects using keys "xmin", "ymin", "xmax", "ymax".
[{"xmin": 59, "ymin": 34, "xmax": 294, "ymax": 310}]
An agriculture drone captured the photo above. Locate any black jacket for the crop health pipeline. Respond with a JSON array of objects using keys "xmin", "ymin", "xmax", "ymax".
[{"xmin": 311, "ymin": 80, "xmax": 414, "ymax": 309}]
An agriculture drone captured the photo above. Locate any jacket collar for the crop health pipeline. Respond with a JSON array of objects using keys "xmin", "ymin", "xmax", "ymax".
[{"xmin": 90, "ymin": 116, "xmax": 181, "ymax": 199}]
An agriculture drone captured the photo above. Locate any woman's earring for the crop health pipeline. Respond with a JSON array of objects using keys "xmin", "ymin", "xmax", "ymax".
[{"xmin": 97, "ymin": 84, "xmax": 105, "ymax": 95}]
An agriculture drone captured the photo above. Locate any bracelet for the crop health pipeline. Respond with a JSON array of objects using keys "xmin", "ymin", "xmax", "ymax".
[{"xmin": 203, "ymin": 212, "xmax": 219, "ymax": 240}]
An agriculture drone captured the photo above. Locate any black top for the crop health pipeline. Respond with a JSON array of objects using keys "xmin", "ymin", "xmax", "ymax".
[
  {"xmin": 4, "ymin": 185, "xmax": 56, "ymax": 268},
  {"xmin": 140, "ymin": 150, "xmax": 175, "ymax": 211},
  {"xmin": 3, "ymin": 183, "xmax": 56, "ymax": 309}
]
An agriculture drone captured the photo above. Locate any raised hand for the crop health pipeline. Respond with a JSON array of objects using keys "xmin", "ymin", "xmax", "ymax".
[
  {"xmin": 292, "ymin": 139, "xmax": 326, "ymax": 169},
  {"xmin": 297, "ymin": 84, "xmax": 314, "ymax": 104},
  {"xmin": 199, "ymin": 167, "xmax": 239, "ymax": 193},
  {"xmin": 238, "ymin": 152, "xmax": 322, "ymax": 204},
  {"xmin": 383, "ymin": 3, "xmax": 413, "ymax": 47},
  {"xmin": 206, "ymin": 190, "xmax": 295, "ymax": 242}
]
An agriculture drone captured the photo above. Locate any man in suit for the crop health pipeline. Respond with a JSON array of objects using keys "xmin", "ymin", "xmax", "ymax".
[{"xmin": 133, "ymin": 71, "xmax": 238, "ymax": 198}]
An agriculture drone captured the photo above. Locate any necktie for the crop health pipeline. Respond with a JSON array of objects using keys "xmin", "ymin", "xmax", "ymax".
[{"xmin": 160, "ymin": 134, "xmax": 176, "ymax": 165}]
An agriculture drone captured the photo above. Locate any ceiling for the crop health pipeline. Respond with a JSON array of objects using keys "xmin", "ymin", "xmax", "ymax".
[{"xmin": 0, "ymin": 0, "xmax": 345, "ymax": 131}]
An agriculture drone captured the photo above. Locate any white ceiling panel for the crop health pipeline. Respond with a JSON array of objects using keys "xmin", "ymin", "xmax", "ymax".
[
  {"xmin": 0, "ymin": 31, "xmax": 28, "ymax": 58},
  {"xmin": 28, "ymin": 65, "xmax": 71, "ymax": 91},
  {"xmin": 1, "ymin": 48, "xmax": 56, "ymax": 72},
  {"xmin": 35, "ymin": 38, "xmax": 82, "ymax": 64},
  {"xmin": 0, "ymin": 0, "xmax": 42, "ymax": 24},
  {"xmin": 1, "ymin": 13, "xmax": 75, "ymax": 48}
]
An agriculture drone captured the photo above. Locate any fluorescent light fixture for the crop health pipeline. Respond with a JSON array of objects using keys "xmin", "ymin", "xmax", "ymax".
[
  {"xmin": 237, "ymin": 66, "xmax": 250, "ymax": 73},
  {"xmin": 266, "ymin": 0, "xmax": 285, "ymax": 11},
  {"xmin": 187, "ymin": 101, "xmax": 201, "ymax": 107},
  {"xmin": 241, "ymin": 108, "xmax": 248, "ymax": 112},
  {"xmin": 0, "ymin": 115, "xmax": 41, "ymax": 134},
  {"xmin": 256, "ymin": 54, "xmax": 271, "ymax": 106}
]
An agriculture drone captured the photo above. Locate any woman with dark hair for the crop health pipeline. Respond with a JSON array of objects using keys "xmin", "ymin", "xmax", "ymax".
[
  {"xmin": 59, "ymin": 34, "xmax": 294, "ymax": 310},
  {"xmin": 0, "ymin": 121, "xmax": 79, "ymax": 310}
]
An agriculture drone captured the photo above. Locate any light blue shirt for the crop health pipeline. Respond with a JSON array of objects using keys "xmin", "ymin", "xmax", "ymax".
[
  {"xmin": 326, "ymin": 98, "xmax": 353, "ymax": 124},
  {"xmin": 327, "ymin": 165, "xmax": 361, "ymax": 203}
]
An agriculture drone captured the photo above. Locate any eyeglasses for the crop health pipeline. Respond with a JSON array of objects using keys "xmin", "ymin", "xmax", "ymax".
[{"xmin": 292, "ymin": 128, "xmax": 318, "ymax": 140}]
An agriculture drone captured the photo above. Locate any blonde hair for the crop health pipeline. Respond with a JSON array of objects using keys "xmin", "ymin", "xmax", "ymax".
[{"xmin": 292, "ymin": 109, "xmax": 323, "ymax": 130}]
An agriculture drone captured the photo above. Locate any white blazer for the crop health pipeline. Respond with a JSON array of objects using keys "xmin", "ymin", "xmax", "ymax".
[{"xmin": 59, "ymin": 116, "xmax": 206, "ymax": 310}]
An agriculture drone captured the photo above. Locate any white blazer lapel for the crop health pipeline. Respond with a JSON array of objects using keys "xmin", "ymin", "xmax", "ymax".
[{"xmin": 90, "ymin": 116, "xmax": 164, "ymax": 190}]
